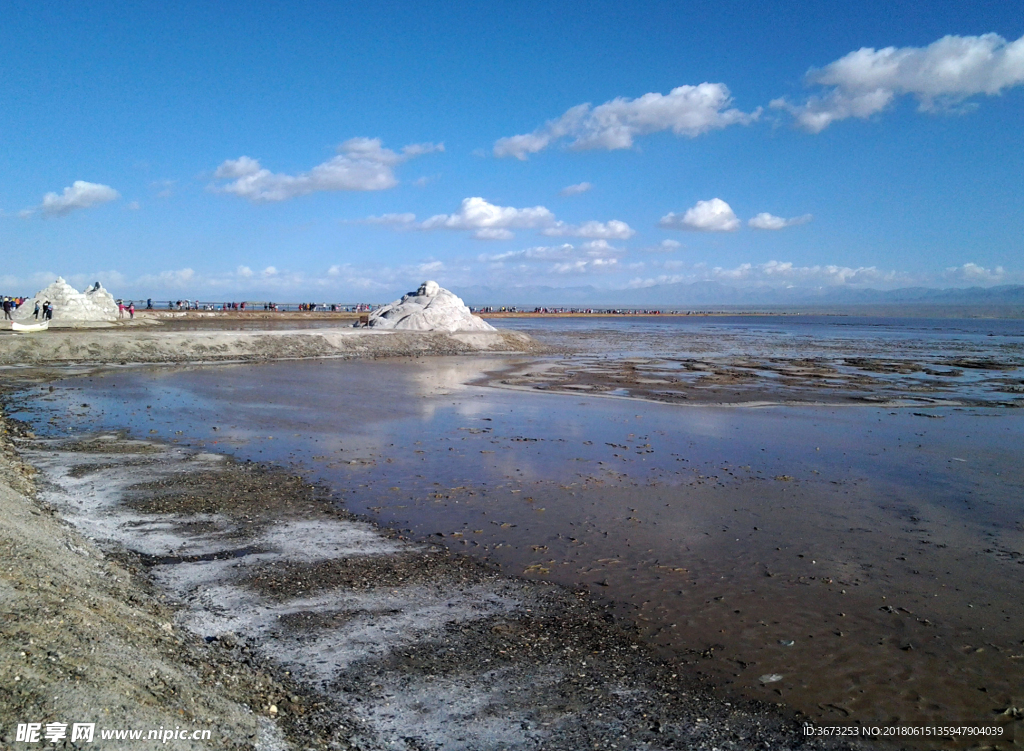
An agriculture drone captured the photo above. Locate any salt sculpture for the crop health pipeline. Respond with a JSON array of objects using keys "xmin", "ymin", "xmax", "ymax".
[
  {"xmin": 14, "ymin": 278, "xmax": 119, "ymax": 323},
  {"xmin": 363, "ymin": 281, "xmax": 495, "ymax": 332}
]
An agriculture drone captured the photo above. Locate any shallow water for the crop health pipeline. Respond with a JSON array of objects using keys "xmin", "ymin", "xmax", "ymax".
[
  {"xmin": 488, "ymin": 316, "xmax": 1024, "ymax": 407},
  {"xmin": 12, "ymin": 319, "xmax": 1024, "ymax": 739}
]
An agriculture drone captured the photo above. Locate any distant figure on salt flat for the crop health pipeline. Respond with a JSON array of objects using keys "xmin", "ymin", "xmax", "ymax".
[
  {"xmin": 2, "ymin": 298, "xmax": 11, "ymax": 320},
  {"xmin": 128, "ymin": 302, "xmax": 135, "ymax": 319},
  {"xmin": 33, "ymin": 301, "xmax": 40, "ymax": 319}
]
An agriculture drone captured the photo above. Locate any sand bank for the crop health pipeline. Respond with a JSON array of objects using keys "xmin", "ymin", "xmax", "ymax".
[{"xmin": 0, "ymin": 326, "xmax": 537, "ymax": 366}]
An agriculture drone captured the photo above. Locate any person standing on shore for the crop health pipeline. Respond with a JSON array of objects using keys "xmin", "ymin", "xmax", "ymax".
[
  {"xmin": 33, "ymin": 301, "xmax": 40, "ymax": 319},
  {"xmin": 128, "ymin": 302, "xmax": 135, "ymax": 319},
  {"xmin": 43, "ymin": 301, "xmax": 53, "ymax": 320},
  {"xmin": 2, "ymin": 297, "xmax": 11, "ymax": 320}
]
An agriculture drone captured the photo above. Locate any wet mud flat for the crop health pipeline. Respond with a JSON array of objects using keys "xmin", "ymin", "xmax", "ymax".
[
  {"xmin": 486, "ymin": 316, "xmax": 1024, "ymax": 407},
  {"xmin": 10, "ymin": 430, "xmax": 862, "ymax": 751},
  {"xmin": 12, "ymin": 352, "xmax": 1024, "ymax": 749},
  {"xmin": 487, "ymin": 353, "xmax": 1024, "ymax": 407}
]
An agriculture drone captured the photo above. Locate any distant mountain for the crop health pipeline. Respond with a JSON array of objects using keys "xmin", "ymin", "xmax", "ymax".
[{"xmin": 452, "ymin": 283, "xmax": 1024, "ymax": 312}]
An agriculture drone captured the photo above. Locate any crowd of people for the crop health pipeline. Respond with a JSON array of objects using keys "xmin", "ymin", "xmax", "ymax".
[
  {"xmin": 469, "ymin": 305, "xmax": 668, "ymax": 315},
  {"xmin": 164, "ymin": 300, "xmax": 377, "ymax": 313},
  {"xmin": 2, "ymin": 296, "xmax": 27, "ymax": 319},
  {"xmin": 2, "ymin": 296, "xmax": 55, "ymax": 322}
]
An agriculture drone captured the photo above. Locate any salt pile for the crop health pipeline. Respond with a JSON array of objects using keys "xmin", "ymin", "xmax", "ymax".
[
  {"xmin": 14, "ymin": 278, "xmax": 119, "ymax": 323},
  {"xmin": 364, "ymin": 281, "xmax": 495, "ymax": 332}
]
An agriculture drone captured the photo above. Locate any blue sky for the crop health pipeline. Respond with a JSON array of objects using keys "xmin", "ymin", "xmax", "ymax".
[{"xmin": 2, "ymin": 0, "xmax": 1022, "ymax": 302}]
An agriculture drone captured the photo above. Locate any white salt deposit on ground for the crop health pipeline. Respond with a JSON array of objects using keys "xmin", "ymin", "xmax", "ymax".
[
  {"xmin": 365, "ymin": 280, "xmax": 495, "ymax": 332},
  {"xmin": 14, "ymin": 278, "xmax": 118, "ymax": 323}
]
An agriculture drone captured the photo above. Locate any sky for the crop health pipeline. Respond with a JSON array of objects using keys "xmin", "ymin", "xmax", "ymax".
[{"xmin": 1, "ymin": 0, "xmax": 1022, "ymax": 303}]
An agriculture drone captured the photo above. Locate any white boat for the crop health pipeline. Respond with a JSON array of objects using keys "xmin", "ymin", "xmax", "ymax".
[{"xmin": 11, "ymin": 320, "xmax": 49, "ymax": 332}]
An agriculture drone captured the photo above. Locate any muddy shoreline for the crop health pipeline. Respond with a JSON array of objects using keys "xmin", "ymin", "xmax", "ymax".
[
  {"xmin": 4, "ymin": 317, "xmax": 1021, "ymax": 749},
  {"xmin": 0, "ymin": 407, "xmax": 867, "ymax": 750}
]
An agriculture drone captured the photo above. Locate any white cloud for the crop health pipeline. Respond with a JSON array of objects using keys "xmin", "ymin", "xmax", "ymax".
[
  {"xmin": 641, "ymin": 239, "xmax": 682, "ymax": 252},
  {"xmin": 361, "ymin": 197, "xmax": 631, "ymax": 241},
  {"xmin": 659, "ymin": 198, "xmax": 740, "ymax": 232},
  {"xmin": 774, "ymin": 32, "xmax": 1024, "ymax": 132},
  {"xmin": 494, "ymin": 83, "xmax": 759, "ymax": 159},
  {"xmin": 22, "ymin": 180, "xmax": 121, "ymax": 217},
  {"xmin": 126, "ymin": 201, "xmax": 141, "ymax": 211},
  {"xmin": 363, "ymin": 212, "xmax": 417, "ymax": 226},
  {"xmin": 579, "ymin": 239, "xmax": 620, "ymax": 254},
  {"xmin": 473, "ymin": 228, "xmax": 516, "ymax": 240},
  {"xmin": 212, "ymin": 138, "xmax": 443, "ymax": 202},
  {"xmin": 552, "ymin": 258, "xmax": 620, "ymax": 274},
  {"xmin": 944, "ymin": 262, "xmax": 1005, "ymax": 283},
  {"xmin": 420, "ymin": 197, "xmax": 555, "ymax": 238},
  {"xmin": 237, "ymin": 265, "xmax": 254, "ymax": 278},
  {"xmin": 541, "ymin": 219, "xmax": 635, "ymax": 239},
  {"xmin": 628, "ymin": 260, "xmax": 908, "ymax": 288},
  {"xmin": 479, "ymin": 240, "xmax": 623, "ymax": 276},
  {"xmin": 479, "ymin": 244, "xmax": 577, "ymax": 263},
  {"xmin": 560, "ymin": 182, "xmax": 593, "ymax": 196},
  {"xmin": 262, "ymin": 266, "xmax": 278, "ymax": 277},
  {"xmin": 748, "ymin": 212, "xmax": 813, "ymax": 230}
]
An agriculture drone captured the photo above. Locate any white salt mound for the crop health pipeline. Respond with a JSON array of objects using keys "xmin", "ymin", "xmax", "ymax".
[
  {"xmin": 364, "ymin": 281, "xmax": 495, "ymax": 333},
  {"xmin": 14, "ymin": 278, "xmax": 119, "ymax": 323}
]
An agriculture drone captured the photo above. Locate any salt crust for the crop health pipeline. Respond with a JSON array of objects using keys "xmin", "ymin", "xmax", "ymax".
[{"xmin": 23, "ymin": 440, "xmax": 529, "ymax": 746}]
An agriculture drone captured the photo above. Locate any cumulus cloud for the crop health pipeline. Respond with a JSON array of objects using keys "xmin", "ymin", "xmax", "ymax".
[
  {"xmin": 560, "ymin": 182, "xmax": 593, "ymax": 196},
  {"xmin": 748, "ymin": 212, "xmax": 813, "ymax": 230},
  {"xmin": 479, "ymin": 240, "xmax": 623, "ymax": 276},
  {"xmin": 494, "ymin": 83, "xmax": 759, "ymax": 159},
  {"xmin": 361, "ymin": 197, "xmax": 634, "ymax": 241},
  {"xmin": 659, "ymin": 198, "xmax": 740, "ymax": 232},
  {"xmin": 773, "ymin": 32, "xmax": 1024, "ymax": 132},
  {"xmin": 212, "ymin": 138, "xmax": 443, "ymax": 201},
  {"xmin": 541, "ymin": 219, "xmax": 635, "ymax": 240},
  {"xmin": 420, "ymin": 197, "xmax": 556, "ymax": 239},
  {"xmin": 944, "ymin": 262, "xmax": 1005, "ymax": 284},
  {"xmin": 22, "ymin": 180, "xmax": 121, "ymax": 217}
]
